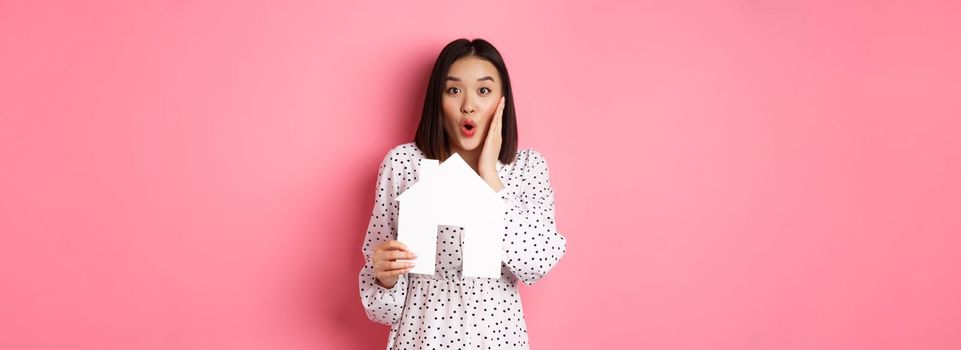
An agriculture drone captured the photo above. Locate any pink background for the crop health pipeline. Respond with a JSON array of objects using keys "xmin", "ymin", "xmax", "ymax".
[{"xmin": 2, "ymin": 1, "xmax": 960, "ymax": 349}]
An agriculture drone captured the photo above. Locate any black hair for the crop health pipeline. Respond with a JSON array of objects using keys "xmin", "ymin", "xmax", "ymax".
[{"xmin": 414, "ymin": 38, "xmax": 518, "ymax": 164}]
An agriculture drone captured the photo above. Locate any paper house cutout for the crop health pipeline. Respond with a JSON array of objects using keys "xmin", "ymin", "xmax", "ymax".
[{"xmin": 395, "ymin": 153, "xmax": 506, "ymax": 278}]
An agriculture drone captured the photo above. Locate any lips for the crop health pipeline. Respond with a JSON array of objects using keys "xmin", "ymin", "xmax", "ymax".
[{"xmin": 460, "ymin": 119, "xmax": 477, "ymax": 137}]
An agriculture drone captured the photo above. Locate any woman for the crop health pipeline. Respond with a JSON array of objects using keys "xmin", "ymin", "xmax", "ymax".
[{"xmin": 358, "ymin": 38, "xmax": 567, "ymax": 349}]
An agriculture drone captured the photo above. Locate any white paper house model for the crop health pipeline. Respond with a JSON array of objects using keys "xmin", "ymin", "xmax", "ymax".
[{"xmin": 395, "ymin": 153, "xmax": 506, "ymax": 279}]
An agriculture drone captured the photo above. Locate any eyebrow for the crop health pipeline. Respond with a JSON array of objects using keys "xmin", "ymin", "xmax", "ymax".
[{"xmin": 446, "ymin": 76, "xmax": 496, "ymax": 82}]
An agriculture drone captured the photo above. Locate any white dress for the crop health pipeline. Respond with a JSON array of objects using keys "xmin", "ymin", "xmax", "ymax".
[{"xmin": 358, "ymin": 142, "xmax": 568, "ymax": 349}]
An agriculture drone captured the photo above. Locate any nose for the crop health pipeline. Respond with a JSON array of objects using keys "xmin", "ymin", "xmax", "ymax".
[{"xmin": 461, "ymin": 100, "xmax": 475, "ymax": 115}]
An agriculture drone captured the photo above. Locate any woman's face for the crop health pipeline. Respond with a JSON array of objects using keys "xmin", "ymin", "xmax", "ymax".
[{"xmin": 442, "ymin": 56, "xmax": 503, "ymax": 153}]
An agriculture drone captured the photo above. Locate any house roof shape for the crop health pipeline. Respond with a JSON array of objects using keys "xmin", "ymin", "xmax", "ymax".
[{"xmin": 395, "ymin": 152, "xmax": 504, "ymax": 211}]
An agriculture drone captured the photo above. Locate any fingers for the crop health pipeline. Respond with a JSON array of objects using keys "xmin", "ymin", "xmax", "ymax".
[
  {"xmin": 487, "ymin": 97, "xmax": 505, "ymax": 141},
  {"xmin": 373, "ymin": 244, "xmax": 417, "ymax": 262},
  {"xmin": 372, "ymin": 240, "xmax": 418, "ymax": 275},
  {"xmin": 386, "ymin": 250, "xmax": 417, "ymax": 260},
  {"xmin": 374, "ymin": 239, "xmax": 409, "ymax": 254},
  {"xmin": 498, "ymin": 96, "xmax": 505, "ymax": 116},
  {"xmin": 373, "ymin": 250, "xmax": 416, "ymax": 265},
  {"xmin": 494, "ymin": 96, "xmax": 505, "ymax": 132},
  {"xmin": 374, "ymin": 260, "xmax": 414, "ymax": 282},
  {"xmin": 373, "ymin": 251, "xmax": 415, "ymax": 264},
  {"xmin": 495, "ymin": 96, "xmax": 505, "ymax": 127},
  {"xmin": 374, "ymin": 259, "xmax": 416, "ymax": 272}
]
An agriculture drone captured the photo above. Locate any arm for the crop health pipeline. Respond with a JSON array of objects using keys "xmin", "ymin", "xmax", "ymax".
[
  {"xmin": 358, "ymin": 150, "xmax": 408, "ymax": 325},
  {"xmin": 498, "ymin": 149, "xmax": 568, "ymax": 285}
]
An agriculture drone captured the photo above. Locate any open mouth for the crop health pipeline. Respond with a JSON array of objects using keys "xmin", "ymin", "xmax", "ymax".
[{"xmin": 460, "ymin": 119, "xmax": 477, "ymax": 137}]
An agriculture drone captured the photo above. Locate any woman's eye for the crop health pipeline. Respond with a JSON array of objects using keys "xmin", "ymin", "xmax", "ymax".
[
  {"xmin": 447, "ymin": 87, "xmax": 460, "ymax": 94},
  {"xmin": 479, "ymin": 87, "xmax": 491, "ymax": 94}
]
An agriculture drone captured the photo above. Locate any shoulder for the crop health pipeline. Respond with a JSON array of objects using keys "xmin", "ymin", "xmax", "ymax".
[
  {"xmin": 377, "ymin": 142, "xmax": 426, "ymax": 174},
  {"xmin": 386, "ymin": 142, "xmax": 422, "ymax": 158},
  {"xmin": 516, "ymin": 147, "xmax": 549, "ymax": 166},
  {"xmin": 381, "ymin": 142, "xmax": 422, "ymax": 163}
]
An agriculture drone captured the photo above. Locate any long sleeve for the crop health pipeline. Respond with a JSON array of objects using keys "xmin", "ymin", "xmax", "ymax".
[
  {"xmin": 358, "ymin": 150, "xmax": 408, "ymax": 325},
  {"xmin": 498, "ymin": 149, "xmax": 568, "ymax": 286}
]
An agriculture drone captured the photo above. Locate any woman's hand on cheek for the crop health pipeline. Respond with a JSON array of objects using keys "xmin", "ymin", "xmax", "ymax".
[{"xmin": 479, "ymin": 96, "xmax": 505, "ymax": 191}]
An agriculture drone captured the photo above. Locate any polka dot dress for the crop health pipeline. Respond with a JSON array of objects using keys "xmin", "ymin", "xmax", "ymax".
[{"xmin": 359, "ymin": 142, "xmax": 568, "ymax": 349}]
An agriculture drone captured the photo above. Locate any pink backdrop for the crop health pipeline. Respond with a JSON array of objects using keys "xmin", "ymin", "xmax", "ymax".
[{"xmin": 2, "ymin": 1, "xmax": 960, "ymax": 349}]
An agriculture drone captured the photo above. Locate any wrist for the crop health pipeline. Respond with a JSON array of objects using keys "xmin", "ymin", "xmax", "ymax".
[
  {"xmin": 484, "ymin": 175, "xmax": 504, "ymax": 192},
  {"xmin": 376, "ymin": 277, "xmax": 397, "ymax": 289},
  {"xmin": 479, "ymin": 165, "xmax": 496, "ymax": 177}
]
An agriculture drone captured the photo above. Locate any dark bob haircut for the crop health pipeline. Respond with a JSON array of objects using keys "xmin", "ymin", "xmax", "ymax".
[{"xmin": 414, "ymin": 38, "xmax": 518, "ymax": 164}]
